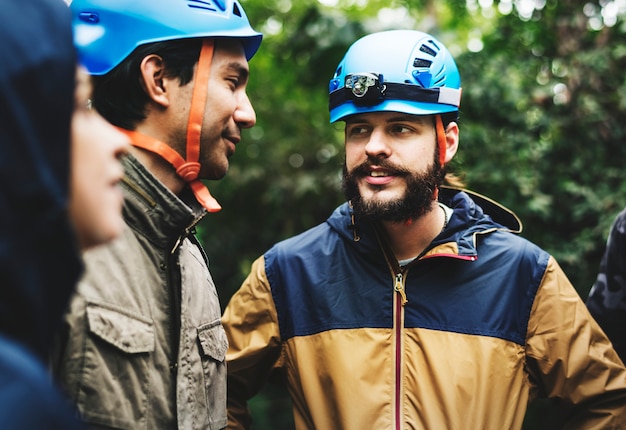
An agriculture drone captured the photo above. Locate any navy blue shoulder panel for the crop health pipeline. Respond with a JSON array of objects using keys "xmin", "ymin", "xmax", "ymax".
[
  {"xmin": 265, "ymin": 223, "xmax": 394, "ymax": 341},
  {"xmin": 266, "ymin": 225, "xmax": 549, "ymax": 347},
  {"xmin": 405, "ymin": 231, "xmax": 549, "ymax": 345}
]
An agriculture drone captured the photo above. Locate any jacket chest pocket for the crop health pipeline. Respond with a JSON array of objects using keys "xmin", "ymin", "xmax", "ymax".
[
  {"xmin": 87, "ymin": 304, "xmax": 154, "ymax": 353},
  {"xmin": 197, "ymin": 320, "xmax": 228, "ymax": 429},
  {"xmin": 78, "ymin": 303, "xmax": 154, "ymax": 429},
  {"xmin": 198, "ymin": 320, "xmax": 228, "ymax": 362}
]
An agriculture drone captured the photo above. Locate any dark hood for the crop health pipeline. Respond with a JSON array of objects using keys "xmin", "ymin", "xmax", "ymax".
[{"xmin": 0, "ymin": 0, "xmax": 82, "ymax": 359}]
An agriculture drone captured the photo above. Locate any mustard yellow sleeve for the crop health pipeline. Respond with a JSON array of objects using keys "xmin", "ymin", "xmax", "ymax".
[
  {"xmin": 526, "ymin": 256, "xmax": 626, "ymax": 429},
  {"xmin": 222, "ymin": 256, "xmax": 283, "ymax": 430}
]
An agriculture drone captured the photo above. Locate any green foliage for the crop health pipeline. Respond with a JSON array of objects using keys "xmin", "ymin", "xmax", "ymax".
[
  {"xmin": 195, "ymin": 1, "xmax": 626, "ymax": 428},
  {"xmin": 460, "ymin": 1, "xmax": 626, "ymax": 292}
]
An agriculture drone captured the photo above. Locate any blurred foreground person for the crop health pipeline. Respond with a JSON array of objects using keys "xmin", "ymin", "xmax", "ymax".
[
  {"xmin": 0, "ymin": 0, "xmax": 127, "ymax": 428},
  {"xmin": 69, "ymin": 67, "xmax": 129, "ymax": 250},
  {"xmin": 53, "ymin": 0, "xmax": 262, "ymax": 428},
  {"xmin": 223, "ymin": 30, "xmax": 626, "ymax": 429},
  {"xmin": 587, "ymin": 206, "xmax": 626, "ymax": 362}
]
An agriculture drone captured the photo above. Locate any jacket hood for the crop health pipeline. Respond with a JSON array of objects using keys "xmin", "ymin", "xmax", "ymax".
[
  {"xmin": 0, "ymin": 0, "xmax": 82, "ymax": 359},
  {"xmin": 326, "ymin": 187, "xmax": 522, "ymax": 261}
]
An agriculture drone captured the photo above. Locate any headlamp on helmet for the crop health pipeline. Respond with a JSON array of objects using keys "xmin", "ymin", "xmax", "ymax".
[
  {"xmin": 344, "ymin": 73, "xmax": 385, "ymax": 104},
  {"xmin": 328, "ymin": 30, "xmax": 461, "ymax": 123}
]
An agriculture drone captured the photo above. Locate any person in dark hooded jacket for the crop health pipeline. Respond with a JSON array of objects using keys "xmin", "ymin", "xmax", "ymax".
[
  {"xmin": 0, "ymin": 0, "xmax": 90, "ymax": 428},
  {"xmin": 587, "ymin": 206, "xmax": 626, "ymax": 362}
]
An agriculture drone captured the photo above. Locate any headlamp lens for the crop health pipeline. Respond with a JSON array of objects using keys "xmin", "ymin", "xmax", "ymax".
[{"xmin": 344, "ymin": 73, "xmax": 385, "ymax": 104}]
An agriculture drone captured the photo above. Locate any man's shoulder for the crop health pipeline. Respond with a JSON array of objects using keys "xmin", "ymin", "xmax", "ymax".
[
  {"xmin": 483, "ymin": 227, "xmax": 549, "ymax": 260},
  {"xmin": 611, "ymin": 207, "xmax": 626, "ymax": 236},
  {"xmin": 83, "ymin": 223, "xmax": 146, "ymax": 263},
  {"xmin": 79, "ymin": 223, "xmax": 156, "ymax": 295}
]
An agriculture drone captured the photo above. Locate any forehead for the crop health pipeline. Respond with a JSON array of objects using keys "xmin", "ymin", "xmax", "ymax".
[
  {"xmin": 345, "ymin": 111, "xmax": 433, "ymax": 125},
  {"xmin": 210, "ymin": 38, "xmax": 249, "ymax": 78},
  {"xmin": 213, "ymin": 38, "xmax": 247, "ymax": 61}
]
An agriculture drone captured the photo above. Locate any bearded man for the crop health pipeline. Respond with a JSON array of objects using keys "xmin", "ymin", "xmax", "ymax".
[{"xmin": 222, "ymin": 30, "xmax": 626, "ymax": 430}]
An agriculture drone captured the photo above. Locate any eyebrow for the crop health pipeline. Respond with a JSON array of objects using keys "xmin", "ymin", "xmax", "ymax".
[
  {"xmin": 345, "ymin": 114, "xmax": 429, "ymax": 125},
  {"xmin": 223, "ymin": 61, "xmax": 249, "ymax": 81}
]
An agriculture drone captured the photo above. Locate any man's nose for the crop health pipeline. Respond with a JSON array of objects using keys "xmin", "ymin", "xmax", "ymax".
[
  {"xmin": 235, "ymin": 92, "xmax": 256, "ymax": 129},
  {"xmin": 364, "ymin": 129, "xmax": 391, "ymax": 158}
]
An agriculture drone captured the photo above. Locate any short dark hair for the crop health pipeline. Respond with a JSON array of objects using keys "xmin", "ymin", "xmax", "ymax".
[
  {"xmin": 92, "ymin": 38, "xmax": 203, "ymax": 130},
  {"xmin": 440, "ymin": 111, "xmax": 458, "ymax": 128}
]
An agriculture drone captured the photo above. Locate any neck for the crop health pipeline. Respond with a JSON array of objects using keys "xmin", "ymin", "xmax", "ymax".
[
  {"xmin": 128, "ymin": 145, "xmax": 186, "ymax": 196},
  {"xmin": 380, "ymin": 199, "xmax": 445, "ymax": 261}
]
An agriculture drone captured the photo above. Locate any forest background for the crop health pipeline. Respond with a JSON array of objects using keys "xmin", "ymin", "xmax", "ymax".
[{"xmin": 198, "ymin": 0, "xmax": 626, "ymax": 428}]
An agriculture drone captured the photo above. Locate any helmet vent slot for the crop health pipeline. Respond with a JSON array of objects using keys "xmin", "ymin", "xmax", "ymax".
[
  {"xmin": 186, "ymin": 0, "xmax": 225, "ymax": 12},
  {"xmin": 233, "ymin": 2, "xmax": 242, "ymax": 16},
  {"xmin": 413, "ymin": 58, "xmax": 432, "ymax": 68},
  {"xmin": 419, "ymin": 44, "xmax": 437, "ymax": 57}
]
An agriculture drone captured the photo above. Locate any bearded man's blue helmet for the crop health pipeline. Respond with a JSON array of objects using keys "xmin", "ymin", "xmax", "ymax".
[
  {"xmin": 328, "ymin": 30, "xmax": 461, "ymax": 123},
  {"xmin": 70, "ymin": 0, "xmax": 263, "ymax": 75}
]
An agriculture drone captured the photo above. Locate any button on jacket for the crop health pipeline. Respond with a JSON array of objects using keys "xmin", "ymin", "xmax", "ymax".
[
  {"xmin": 224, "ymin": 188, "xmax": 626, "ymax": 430},
  {"xmin": 54, "ymin": 155, "xmax": 228, "ymax": 430}
]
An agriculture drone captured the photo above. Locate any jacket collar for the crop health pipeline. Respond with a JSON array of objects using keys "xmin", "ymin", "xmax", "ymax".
[{"xmin": 120, "ymin": 154, "xmax": 207, "ymax": 250}]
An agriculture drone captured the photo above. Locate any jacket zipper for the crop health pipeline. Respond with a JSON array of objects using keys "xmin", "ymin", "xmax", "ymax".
[
  {"xmin": 394, "ymin": 270, "xmax": 407, "ymax": 430},
  {"xmin": 372, "ymin": 223, "xmax": 410, "ymax": 430},
  {"xmin": 394, "ymin": 272, "xmax": 408, "ymax": 305}
]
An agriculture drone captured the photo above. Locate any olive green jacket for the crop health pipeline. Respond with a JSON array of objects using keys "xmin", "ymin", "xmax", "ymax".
[{"xmin": 53, "ymin": 155, "xmax": 227, "ymax": 429}]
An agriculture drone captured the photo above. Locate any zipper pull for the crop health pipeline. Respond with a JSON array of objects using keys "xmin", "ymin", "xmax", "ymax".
[{"xmin": 394, "ymin": 273, "xmax": 408, "ymax": 306}]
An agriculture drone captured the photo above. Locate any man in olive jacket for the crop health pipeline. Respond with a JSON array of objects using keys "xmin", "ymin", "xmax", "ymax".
[{"xmin": 53, "ymin": 1, "xmax": 262, "ymax": 429}]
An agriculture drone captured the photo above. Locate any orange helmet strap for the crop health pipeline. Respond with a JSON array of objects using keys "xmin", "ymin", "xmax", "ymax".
[
  {"xmin": 186, "ymin": 39, "xmax": 213, "ymax": 166},
  {"xmin": 436, "ymin": 114, "xmax": 446, "ymax": 168},
  {"xmin": 118, "ymin": 39, "xmax": 222, "ymax": 213}
]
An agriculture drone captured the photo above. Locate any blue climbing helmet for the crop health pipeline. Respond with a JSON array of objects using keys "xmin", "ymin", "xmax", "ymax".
[
  {"xmin": 70, "ymin": 0, "xmax": 263, "ymax": 75},
  {"xmin": 328, "ymin": 30, "xmax": 461, "ymax": 123}
]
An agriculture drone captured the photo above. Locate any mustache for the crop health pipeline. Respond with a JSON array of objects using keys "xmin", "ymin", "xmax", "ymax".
[{"xmin": 348, "ymin": 158, "xmax": 412, "ymax": 177}]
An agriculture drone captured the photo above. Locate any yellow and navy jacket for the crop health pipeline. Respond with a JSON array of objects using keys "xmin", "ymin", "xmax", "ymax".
[{"xmin": 223, "ymin": 188, "xmax": 626, "ymax": 430}]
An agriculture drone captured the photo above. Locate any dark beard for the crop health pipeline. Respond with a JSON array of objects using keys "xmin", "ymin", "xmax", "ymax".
[{"xmin": 342, "ymin": 156, "xmax": 444, "ymax": 223}]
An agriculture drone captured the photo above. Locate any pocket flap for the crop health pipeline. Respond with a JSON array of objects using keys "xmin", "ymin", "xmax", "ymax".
[
  {"xmin": 197, "ymin": 321, "xmax": 228, "ymax": 362},
  {"xmin": 86, "ymin": 303, "xmax": 154, "ymax": 354}
]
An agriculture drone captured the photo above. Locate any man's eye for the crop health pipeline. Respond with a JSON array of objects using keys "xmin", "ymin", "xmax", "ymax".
[
  {"xmin": 349, "ymin": 126, "xmax": 368, "ymax": 135},
  {"xmin": 392, "ymin": 125, "xmax": 411, "ymax": 133}
]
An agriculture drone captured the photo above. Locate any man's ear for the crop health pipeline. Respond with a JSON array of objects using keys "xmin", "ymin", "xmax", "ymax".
[
  {"xmin": 443, "ymin": 121, "xmax": 459, "ymax": 164},
  {"xmin": 140, "ymin": 54, "xmax": 170, "ymax": 108}
]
